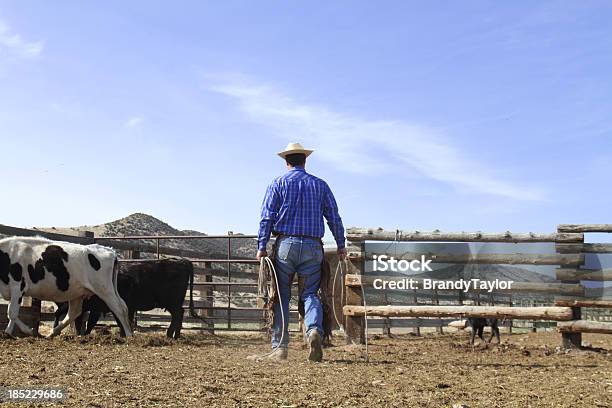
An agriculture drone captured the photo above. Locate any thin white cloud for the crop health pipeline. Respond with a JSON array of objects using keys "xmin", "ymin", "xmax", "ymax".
[
  {"xmin": 209, "ymin": 79, "xmax": 545, "ymax": 201},
  {"xmin": 126, "ymin": 116, "xmax": 144, "ymax": 128},
  {"xmin": 0, "ymin": 20, "xmax": 43, "ymax": 58}
]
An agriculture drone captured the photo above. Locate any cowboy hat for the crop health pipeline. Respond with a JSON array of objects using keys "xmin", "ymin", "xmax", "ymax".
[{"xmin": 277, "ymin": 142, "xmax": 314, "ymax": 158}]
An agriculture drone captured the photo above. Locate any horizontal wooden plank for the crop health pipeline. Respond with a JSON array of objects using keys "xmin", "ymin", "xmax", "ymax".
[
  {"xmin": 367, "ymin": 318, "xmax": 513, "ymax": 328},
  {"xmin": 0, "ymin": 224, "xmax": 94, "ymax": 244},
  {"xmin": 324, "ymin": 246, "xmax": 360, "ymax": 255},
  {"xmin": 555, "ymin": 243, "xmax": 612, "ymax": 254},
  {"xmin": 346, "ymin": 228, "xmax": 583, "ymax": 243},
  {"xmin": 554, "ymin": 244, "xmax": 583, "ymax": 254},
  {"xmin": 343, "ymin": 305, "xmax": 574, "ymax": 320},
  {"xmin": 555, "ymin": 268, "xmax": 612, "ymax": 282},
  {"xmin": 345, "ymin": 274, "xmax": 584, "ymax": 296},
  {"xmin": 583, "ymin": 243, "xmax": 612, "ymax": 253},
  {"xmin": 557, "ymin": 320, "xmax": 612, "ymax": 334},
  {"xmin": 558, "ymin": 224, "xmax": 612, "ymax": 233},
  {"xmin": 370, "ymin": 290, "xmax": 512, "ymax": 303},
  {"xmin": 554, "ymin": 298, "xmax": 612, "ymax": 308},
  {"xmin": 367, "ymin": 318, "xmax": 454, "ymax": 328}
]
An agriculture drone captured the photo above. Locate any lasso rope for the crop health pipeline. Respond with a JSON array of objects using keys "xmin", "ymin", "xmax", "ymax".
[
  {"xmin": 331, "ymin": 260, "xmax": 346, "ymax": 332},
  {"xmin": 249, "ymin": 256, "xmax": 286, "ymax": 360}
]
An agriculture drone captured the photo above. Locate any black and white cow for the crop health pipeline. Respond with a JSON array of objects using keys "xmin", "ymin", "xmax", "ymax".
[
  {"xmin": 0, "ymin": 236, "xmax": 132, "ymax": 337},
  {"xmin": 54, "ymin": 272, "xmax": 136, "ymax": 337},
  {"xmin": 55, "ymin": 258, "xmax": 192, "ymax": 339}
]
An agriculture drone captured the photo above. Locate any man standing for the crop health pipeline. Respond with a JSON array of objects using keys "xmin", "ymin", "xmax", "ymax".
[{"xmin": 257, "ymin": 142, "xmax": 346, "ymax": 362}]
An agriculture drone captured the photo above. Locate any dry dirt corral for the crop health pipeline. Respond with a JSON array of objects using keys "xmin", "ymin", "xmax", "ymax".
[{"xmin": 0, "ymin": 330, "xmax": 610, "ymax": 408}]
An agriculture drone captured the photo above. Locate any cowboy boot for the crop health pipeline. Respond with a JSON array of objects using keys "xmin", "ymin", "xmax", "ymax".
[{"xmin": 307, "ymin": 330, "xmax": 323, "ymax": 362}]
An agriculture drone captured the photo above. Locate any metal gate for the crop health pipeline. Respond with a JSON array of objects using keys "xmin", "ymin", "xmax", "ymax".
[{"xmin": 92, "ymin": 233, "xmax": 300, "ymax": 333}]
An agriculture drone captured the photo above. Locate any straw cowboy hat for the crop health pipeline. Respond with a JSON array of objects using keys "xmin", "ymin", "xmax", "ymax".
[{"xmin": 277, "ymin": 142, "xmax": 314, "ymax": 159}]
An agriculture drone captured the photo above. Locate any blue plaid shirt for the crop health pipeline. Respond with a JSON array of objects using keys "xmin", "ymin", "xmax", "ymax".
[{"xmin": 258, "ymin": 167, "xmax": 345, "ymax": 251}]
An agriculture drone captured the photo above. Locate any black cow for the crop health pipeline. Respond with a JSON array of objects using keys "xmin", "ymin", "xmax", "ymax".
[
  {"xmin": 465, "ymin": 317, "xmax": 500, "ymax": 346},
  {"xmin": 54, "ymin": 258, "xmax": 193, "ymax": 339}
]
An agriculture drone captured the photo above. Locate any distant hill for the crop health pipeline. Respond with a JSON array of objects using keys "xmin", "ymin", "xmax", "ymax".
[{"xmin": 35, "ymin": 213, "xmax": 257, "ymax": 259}]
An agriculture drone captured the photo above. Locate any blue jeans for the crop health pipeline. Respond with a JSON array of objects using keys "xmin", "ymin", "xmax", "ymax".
[{"xmin": 272, "ymin": 236, "xmax": 324, "ymax": 348}]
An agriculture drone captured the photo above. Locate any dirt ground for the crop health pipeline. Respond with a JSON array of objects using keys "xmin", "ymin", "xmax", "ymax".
[{"xmin": 0, "ymin": 328, "xmax": 610, "ymax": 408}]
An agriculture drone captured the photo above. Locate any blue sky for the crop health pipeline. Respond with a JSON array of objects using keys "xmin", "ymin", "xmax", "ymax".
[{"xmin": 1, "ymin": 1, "xmax": 611, "ymax": 241}]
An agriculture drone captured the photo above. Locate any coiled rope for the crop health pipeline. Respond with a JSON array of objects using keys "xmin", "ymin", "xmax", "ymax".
[
  {"xmin": 249, "ymin": 256, "xmax": 286, "ymax": 360},
  {"xmin": 331, "ymin": 259, "xmax": 346, "ymax": 332}
]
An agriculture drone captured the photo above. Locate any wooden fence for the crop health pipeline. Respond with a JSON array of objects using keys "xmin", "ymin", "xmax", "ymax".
[
  {"xmin": 341, "ymin": 225, "xmax": 612, "ymax": 347},
  {"xmin": 2, "ymin": 223, "xmax": 612, "ymax": 347}
]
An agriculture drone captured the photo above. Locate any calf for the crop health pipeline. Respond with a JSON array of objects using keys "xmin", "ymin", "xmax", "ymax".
[
  {"xmin": 0, "ymin": 237, "xmax": 132, "ymax": 337},
  {"xmin": 465, "ymin": 317, "xmax": 500, "ymax": 346},
  {"xmin": 55, "ymin": 258, "xmax": 192, "ymax": 339}
]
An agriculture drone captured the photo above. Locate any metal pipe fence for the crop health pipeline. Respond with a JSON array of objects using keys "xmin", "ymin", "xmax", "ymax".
[{"xmin": 93, "ymin": 233, "xmax": 266, "ymax": 333}]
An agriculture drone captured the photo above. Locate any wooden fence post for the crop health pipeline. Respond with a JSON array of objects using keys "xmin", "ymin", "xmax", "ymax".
[
  {"xmin": 434, "ymin": 289, "xmax": 443, "ymax": 334},
  {"xmin": 345, "ymin": 284, "xmax": 365, "ymax": 344},
  {"xmin": 383, "ymin": 290, "xmax": 391, "ymax": 337},
  {"xmin": 532, "ymin": 301, "xmax": 537, "ymax": 334},
  {"xmin": 556, "ymin": 226, "xmax": 584, "ymax": 348},
  {"xmin": 344, "ymin": 242, "xmax": 365, "ymax": 344},
  {"xmin": 413, "ymin": 289, "xmax": 421, "ymax": 336},
  {"xmin": 508, "ymin": 295, "xmax": 513, "ymax": 334}
]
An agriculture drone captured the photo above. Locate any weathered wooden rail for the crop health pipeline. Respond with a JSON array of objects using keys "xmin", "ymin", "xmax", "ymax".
[
  {"xmin": 557, "ymin": 320, "xmax": 612, "ymax": 334},
  {"xmin": 343, "ymin": 305, "xmax": 574, "ymax": 320},
  {"xmin": 347, "ymin": 228, "xmax": 584, "ymax": 243}
]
